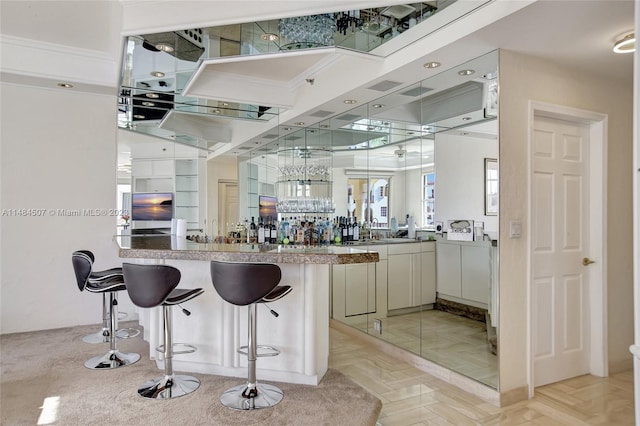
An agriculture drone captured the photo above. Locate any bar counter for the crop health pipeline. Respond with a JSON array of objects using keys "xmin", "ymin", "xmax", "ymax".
[
  {"xmin": 113, "ymin": 234, "xmax": 379, "ymax": 386},
  {"xmin": 114, "ymin": 234, "xmax": 379, "ymax": 264}
]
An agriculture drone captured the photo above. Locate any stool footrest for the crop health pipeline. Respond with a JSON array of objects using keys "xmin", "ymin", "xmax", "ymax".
[
  {"xmin": 115, "ymin": 327, "xmax": 140, "ymax": 340},
  {"xmin": 156, "ymin": 343, "xmax": 197, "ymax": 355},
  {"xmin": 237, "ymin": 345, "xmax": 280, "ymax": 357}
]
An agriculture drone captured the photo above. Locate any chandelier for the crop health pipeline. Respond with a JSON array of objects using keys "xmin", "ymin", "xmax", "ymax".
[{"xmin": 278, "ymin": 14, "xmax": 338, "ymax": 50}]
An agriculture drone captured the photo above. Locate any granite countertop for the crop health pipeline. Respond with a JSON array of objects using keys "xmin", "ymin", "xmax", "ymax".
[{"xmin": 114, "ymin": 235, "xmax": 379, "ymax": 265}]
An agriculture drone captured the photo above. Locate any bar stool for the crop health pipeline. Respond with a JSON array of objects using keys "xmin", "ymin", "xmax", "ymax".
[
  {"xmin": 72, "ymin": 251, "xmax": 141, "ymax": 369},
  {"xmin": 78, "ymin": 264, "xmax": 139, "ymax": 344},
  {"xmin": 122, "ymin": 263, "xmax": 204, "ymax": 399},
  {"xmin": 210, "ymin": 260, "xmax": 292, "ymax": 410}
]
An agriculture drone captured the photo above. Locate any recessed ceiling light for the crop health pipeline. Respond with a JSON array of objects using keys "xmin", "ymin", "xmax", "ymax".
[
  {"xmin": 458, "ymin": 69, "xmax": 475, "ymax": 76},
  {"xmin": 57, "ymin": 83, "xmax": 73, "ymax": 88},
  {"xmin": 133, "ymin": 114, "xmax": 145, "ymax": 119},
  {"xmin": 212, "ymin": 109, "xmax": 221, "ymax": 114},
  {"xmin": 283, "ymin": 127, "xmax": 292, "ymax": 131},
  {"xmin": 221, "ymin": 102, "xmax": 229, "ymax": 106},
  {"xmin": 155, "ymin": 43, "xmax": 174, "ymax": 53},
  {"xmin": 613, "ymin": 32, "xmax": 635, "ymax": 53},
  {"xmin": 261, "ymin": 33, "xmax": 279, "ymax": 42},
  {"xmin": 307, "ymin": 129, "xmax": 316, "ymax": 133},
  {"xmin": 462, "ymin": 117, "xmax": 472, "ymax": 121},
  {"xmin": 319, "ymin": 124, "xmax": 330, "ymax": 128},
  {"xmin": 142, "ymin": 101, "xmax": 155, "ymax": 107},
  {"xmin": 294, "ymin": 122, "xmax": 305, "ymax": 126},
  {"xmin": 343, "ymin": 99, "xmax": 357, "ymax": 104},
  {"xmin": 150, "ymin": 71, "xmax": 165, "ymax": 78},
  {"xmin": 372, "ymin": 104, "xmax": 384, "ymax": 108},
  {"xmin": 423, "ymin": 61, "xmax": 441, "ymax": 69},
  {"xmin": 145, "ymin": 93, "xmax": 160, "ymax": 99}
]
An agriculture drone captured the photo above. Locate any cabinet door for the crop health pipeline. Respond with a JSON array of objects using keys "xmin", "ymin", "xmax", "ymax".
[
  {"xmin": 418, "ymin": 251, "xmax": 437, "ymax": 305},
  {"xmin": 387, "ymin": 254, "xmax": 412, "ymax": 310},
  {"xmin": 344, "ymin": 263, "xmax": 376, "ymax": 316},
  {"xmin": 461, "ymin": 245, "xmax": 490, "ymax": 304},
  {"xmin": 436, "ymin": 243, "xmax": 462, "ymax": 298}
]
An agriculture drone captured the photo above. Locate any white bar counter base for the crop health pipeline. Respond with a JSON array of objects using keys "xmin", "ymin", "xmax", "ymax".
[{"xmin": 114, "ymin": 234, "xmax": 379, "ymax": 385}]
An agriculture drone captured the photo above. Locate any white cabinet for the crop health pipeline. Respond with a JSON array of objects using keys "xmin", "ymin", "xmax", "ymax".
[
  {"xmin": 436, "ymin": 240, "xmax": 490, "ymax": 308},
  {"xmin": 331, "ymin": 244, "xmax": 387, "ymax": 325},
  {"xmin": 387, "ymin": 242, "xmax": 436, "ymax": 311}
]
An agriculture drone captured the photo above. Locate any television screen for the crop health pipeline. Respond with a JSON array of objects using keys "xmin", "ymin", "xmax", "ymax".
[
  {"xmin": 131, "ymin": 192, "xmax": 173, "ymax": 221},
  {"xmin": 259, "ymin": 195, "xmax": 277, "ymax": 220}
]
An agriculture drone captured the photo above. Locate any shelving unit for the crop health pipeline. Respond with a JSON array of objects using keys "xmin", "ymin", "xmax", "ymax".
[
  {"xmin": 175, "ymin": 159, "xmax": 199, "ymax": 229},
  {"xmin": 276, "ymin": 146, "xmax": 334, "ymax": 214},
  {"xmin": 131, "ymin": 158, "xmax": 204, "ymax": 231}
]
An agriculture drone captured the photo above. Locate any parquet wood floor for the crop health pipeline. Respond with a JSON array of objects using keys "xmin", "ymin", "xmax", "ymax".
[{"xmin": 329, "ymin": 327, "xmax": 635, "ymax": 425}]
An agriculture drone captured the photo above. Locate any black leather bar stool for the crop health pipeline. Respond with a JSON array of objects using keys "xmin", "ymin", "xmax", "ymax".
[
  {"xmin": 74, "ymin": 256, "xmax": 140, "ymax": 345},
  {"xmin": 72, "ymin": 251, "xmax": 141, "ymax": 369},
  {"xmin": 122, "ymin": 263, "xmax": 204, "ymax": 400},
  {"xmin": 210, "ymin": 260, "xmax": 292, "ymax": 410}
]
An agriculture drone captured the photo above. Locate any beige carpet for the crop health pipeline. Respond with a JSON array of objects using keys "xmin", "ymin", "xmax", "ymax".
[{"xmin": 1, "ymin": 322, "xmax": 381, "ymax": 425}]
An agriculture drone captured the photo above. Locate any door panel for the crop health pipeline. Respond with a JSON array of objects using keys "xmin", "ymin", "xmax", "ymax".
[{"xmin": 532, "ymin": 116, "xmax": 590, "ymax": 387}]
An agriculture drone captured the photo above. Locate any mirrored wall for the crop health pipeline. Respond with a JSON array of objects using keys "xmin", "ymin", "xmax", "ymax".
[{"xmin": 240, "ymin": 50, "xmax": 499, "ymax": 388}]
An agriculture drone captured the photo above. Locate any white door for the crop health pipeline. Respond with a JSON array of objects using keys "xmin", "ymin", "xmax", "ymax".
[
  {"xmin": 218, "ymin": 182, "xmax": 238, "ymax": 236},
  {"xmin": 531, "ymin": 115, "xmax": 592, "ymax": 387}
]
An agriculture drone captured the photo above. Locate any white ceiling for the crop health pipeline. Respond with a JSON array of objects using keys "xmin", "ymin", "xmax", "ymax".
[{"xmin": 1, "ymin": 0, "xmax": 634, "ymax": 165}]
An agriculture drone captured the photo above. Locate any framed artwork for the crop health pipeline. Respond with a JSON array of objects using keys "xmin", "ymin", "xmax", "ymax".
[{"xmin": 484, "ymin": 158, "xmax": 498, "ymax": 216}]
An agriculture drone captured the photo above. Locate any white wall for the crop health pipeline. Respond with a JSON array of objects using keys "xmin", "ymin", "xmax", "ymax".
[
  {"xmin": 0, "ymin": 83, "xmax": 134, "ymax": 333},
  {"xmin": 435, "ymin": 133, "xmax": 499, "ymax": 235},
  {"xmin": 499, "ymin": 50, "xmax": 634, "ymax": 393}
]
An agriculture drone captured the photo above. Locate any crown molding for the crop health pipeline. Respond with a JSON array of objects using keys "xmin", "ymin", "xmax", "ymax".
[{"xmin": 0, "ymin": 34, "xmax": 119, "ymax": 89}]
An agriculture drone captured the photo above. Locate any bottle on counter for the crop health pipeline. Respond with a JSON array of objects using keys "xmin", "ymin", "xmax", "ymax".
[{"xmin": 257, "ymin": 217, "xmax": 265, "ymax": 244}]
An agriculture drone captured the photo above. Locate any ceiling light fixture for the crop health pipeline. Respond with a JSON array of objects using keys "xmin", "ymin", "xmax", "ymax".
[
  {"xmin": 283, "ymin": 127, "xmax": 292, "ymax": 131},
  {"xmin": 142, "ymin": 101, "xmax": 155, "ymax": 107},
  {"xmin": 423, "ymin": 61, "xmax": 441, "ymax": 69},
  {"xmin": 220, "ymin": 102, "xmax": 229, "ymax": 106},
  {"xmin": 57, "ymin": 83, "xmax": 73, "ymax": 88},
  {"xmin": 343, "ymin": 99, "xmax": 357, "ymax": 104},
  {"xmin": 261, "ymin": 33, "xmax": 279, "ymax": 42},
  {"xmin": 319, "ymin": 124, "xmax": 330, "ymax": 129},
  {"xmin": 155, "ymin": 43, "xmax": 174, "ymax": 53},
  {"xmin": 133, "ymin": 114, "xmax": 145, "ymax": 119},
  {"xmin": 145, "ymin": 93, "xmax": 160, "ymax": 99},
  {"xmin": 613, "ymin": 32, "xmax": 635, "ymax": 53},
  {"xmin": 372, "ymin": 104, "xmax": 385, "ymax": 108},
  {"xmin": 462, "ymin": 117, "xmax": 472, "ymax": 121},
  {"xmin": 458, "ymin": 69, "xmax": 475, "ymax": 76},
  {"xmin": 150, "ymin": 71, "xmax": 165, "ymax": 78},
  {"xmin": 294, "ymin": 122, "xmax": 305, "ymax": 126}
]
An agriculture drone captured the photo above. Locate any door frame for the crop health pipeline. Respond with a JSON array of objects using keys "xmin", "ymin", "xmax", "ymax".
[{"xmin": 527, "ymin": 101, "xmax": 608, "ymax": 396}]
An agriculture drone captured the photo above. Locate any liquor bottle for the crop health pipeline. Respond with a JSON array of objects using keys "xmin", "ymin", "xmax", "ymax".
[
  {"xmin": 347, "ymin": 216, "xmax": 354, "ymax": 242},
  {"xmin": 257, "ymin": 217, "xmax": 265, "ymax": 244},
  {"xmin": 341, "ymin": 217, "xmax": 348, "ymax": 243},
  {"xmin": 353, "ymin": 220, "xmax": 360, "ymax": 241},
  {"xmin": 249, "ymin": 216, "xmax": 257, "ymax": 243},
  {"xmin": 269, "ymin": 217, "xmax": 278, "ymax": 244}
]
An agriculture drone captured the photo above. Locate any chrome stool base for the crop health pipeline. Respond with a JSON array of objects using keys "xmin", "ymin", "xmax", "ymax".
[
  {"xmin": 220, "ymin": 383, "xmax": 284, "ymax": 410},
  {"xmin": 137, "ymin": 374, "xmax": 200, "ymax": 399},
  {"xmin": 84, "ymin": 350, "xmax": 140, "ymax": 370}
]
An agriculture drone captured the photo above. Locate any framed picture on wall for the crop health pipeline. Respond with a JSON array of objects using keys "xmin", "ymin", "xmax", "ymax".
[{"xmin": 485, "ymin": 158, "xmax": 498, "ymax": 216}]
